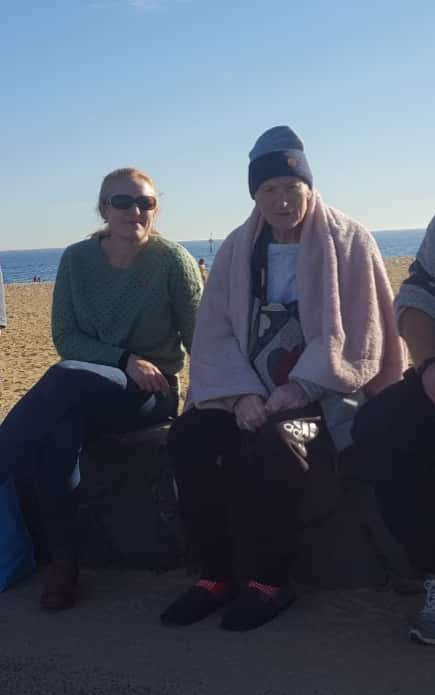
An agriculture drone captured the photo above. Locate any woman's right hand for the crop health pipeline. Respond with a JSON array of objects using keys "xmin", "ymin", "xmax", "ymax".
[
  {"xmin": 125, "ymin": 354, "xmax": 170, "ymax": 394},
  {"xmin": 234, "ymin": 394, "xmax": 267, "ymax": 432}
]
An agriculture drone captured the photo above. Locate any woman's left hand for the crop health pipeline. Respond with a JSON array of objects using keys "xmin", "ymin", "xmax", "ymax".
[{"xmin": 265, "ymin": 381, "xmax": 309, "ymax": 416}]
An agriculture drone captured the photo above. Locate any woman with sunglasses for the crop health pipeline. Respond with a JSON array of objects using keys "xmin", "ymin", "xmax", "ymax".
[
  {"xmin": 0, "ymin": 167, "xmax": 202, "ymax": 610},
  {"xmin": 160, "ymin": 126, "xmax": 406, "ymax": 632}
]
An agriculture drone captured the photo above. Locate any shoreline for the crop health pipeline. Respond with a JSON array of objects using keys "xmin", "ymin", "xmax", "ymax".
[
  {"xmin": 0, "ymin": 255, "xmax": 413, "ymax": 420},
  {"xmin": 3, "ymin": 280, "xmax": 54, "ymax": 286}
]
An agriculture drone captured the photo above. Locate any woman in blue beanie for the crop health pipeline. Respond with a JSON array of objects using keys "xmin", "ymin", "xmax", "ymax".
[{"xmin": 160, "ymin": 125, "xmax": 405, "ymax": 632}]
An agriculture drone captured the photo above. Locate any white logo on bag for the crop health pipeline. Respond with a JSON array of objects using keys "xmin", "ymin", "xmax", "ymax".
[{"xmin": 283, "ymin": 420, "xmax": 318, "ymax": 442}]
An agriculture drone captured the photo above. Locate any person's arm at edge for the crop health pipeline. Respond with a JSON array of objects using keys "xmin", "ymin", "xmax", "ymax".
[
  {"xmin": 396, "ymin": 216, "xmax": 435, "ymax": 370},
  {"xmin": 399, "ymin": 308, "xmax": 435, "ymax": 369}
]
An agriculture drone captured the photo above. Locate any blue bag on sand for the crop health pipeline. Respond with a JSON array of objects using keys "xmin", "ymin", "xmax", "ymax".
[{"xmin": 0, "ymin": 478, "xmax": 36, "ymax": 591}]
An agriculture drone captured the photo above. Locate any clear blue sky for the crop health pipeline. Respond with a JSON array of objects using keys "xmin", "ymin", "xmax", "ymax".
[{"xmin": 1, "ymin": 0, "xmax": 434, "ymax": 250}]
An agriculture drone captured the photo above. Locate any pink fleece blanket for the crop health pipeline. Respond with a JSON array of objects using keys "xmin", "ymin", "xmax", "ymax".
[{"xmin": 188, "ymin": 192, "xmax": 406, "ymax": 410}]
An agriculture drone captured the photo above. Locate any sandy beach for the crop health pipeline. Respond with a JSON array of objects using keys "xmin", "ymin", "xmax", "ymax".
[
  {"xmin": 0, "ymin": 283, "xmax": 58, "ymax": 421},
  {"xmin": 0, "ymin": 256, "xmax": 413, "ymax": 421},
  {"xmin": 3, "ymin": 255, "xmax": 435, "ymax": 695}
]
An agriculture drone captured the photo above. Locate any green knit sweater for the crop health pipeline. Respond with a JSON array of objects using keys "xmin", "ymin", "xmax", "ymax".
[{"xmin": 52, "ymin": 236, "xmax": 203, "ymax": 375}]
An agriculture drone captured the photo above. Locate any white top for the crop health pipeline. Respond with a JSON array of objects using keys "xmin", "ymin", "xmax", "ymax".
[{"xmin": 267, "ymin": 243, "xmax": 299, "ymax": 304}]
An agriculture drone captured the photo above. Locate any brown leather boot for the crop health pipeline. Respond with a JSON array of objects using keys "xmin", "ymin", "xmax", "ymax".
[{"xmin": 40, "ymin": 558, "xmax": 79, "ymax": 611}]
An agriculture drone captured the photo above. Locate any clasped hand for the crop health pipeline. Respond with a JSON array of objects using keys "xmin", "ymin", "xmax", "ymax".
[{"xmin": 234, "ymin": 381, "xmax": 309, "ymax": 431}]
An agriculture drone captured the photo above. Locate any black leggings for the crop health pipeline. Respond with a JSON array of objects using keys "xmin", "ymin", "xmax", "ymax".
[
  {"xmin": 168, "ymin": 405, "xmax": 334, "ymax": 586},
  {"xmin": 352, "ymin": 368, "xmax": 435, "ymax": 573}
]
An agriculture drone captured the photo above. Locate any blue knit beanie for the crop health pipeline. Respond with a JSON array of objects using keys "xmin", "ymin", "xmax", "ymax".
[{"xmin": 248, "ymin": 125, "xmax": 313, "ymax": 198}]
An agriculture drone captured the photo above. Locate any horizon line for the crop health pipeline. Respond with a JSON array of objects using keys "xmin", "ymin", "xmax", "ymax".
[{"xmin": 0, "ymin": 227, "xmax": 427, "ymax": 254}]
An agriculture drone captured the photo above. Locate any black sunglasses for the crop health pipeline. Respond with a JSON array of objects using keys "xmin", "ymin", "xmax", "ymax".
[{"xmin": 107, "ymin": 194, "xmax": 157, "ymax": 212}]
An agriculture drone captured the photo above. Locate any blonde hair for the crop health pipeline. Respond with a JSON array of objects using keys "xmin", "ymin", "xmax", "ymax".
[{"xmin": 92, "ymin": 167, "xmax": 159, "ymax": 239}]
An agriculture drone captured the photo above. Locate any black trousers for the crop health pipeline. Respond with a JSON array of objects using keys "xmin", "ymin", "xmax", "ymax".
[
  {"xmin": 167, "ymin": 405, "xmax": 335, "ymax": 586},
  {"xmin": 352, "ymin": 368, "xmax": 435, "ymax": 573}
]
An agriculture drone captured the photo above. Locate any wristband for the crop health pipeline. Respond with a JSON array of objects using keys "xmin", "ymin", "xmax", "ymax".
[
  {"xmin": 118, "ymin": 351, "xmax": 131, "ymax": 371},
  {"xmin": 416, "ymin": 357, "xmax": 435, "ymax": 379}
]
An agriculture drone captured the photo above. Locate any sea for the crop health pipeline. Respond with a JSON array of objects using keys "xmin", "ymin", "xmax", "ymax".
[{"xmin": 0, "ymin": 229, "xmax": 425, "ymax": 285}]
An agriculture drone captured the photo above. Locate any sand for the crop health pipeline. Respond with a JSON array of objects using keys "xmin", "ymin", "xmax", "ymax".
[
  {"xmin": 2, "ymin": 256, "xmax": 432, "ymax": 695},
  {"xmin": 0, "ymin": 284, "xmax": 58, "ymax": 421},
  {"xmin": 1, "ymin": 568, "xmax": 434, "ymax": 695},
  {"xmin": 0, "ymin": 257, "xmax": 413, "ymax": 420}
]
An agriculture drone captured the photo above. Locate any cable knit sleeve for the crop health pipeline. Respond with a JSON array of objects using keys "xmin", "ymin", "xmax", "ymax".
[
  {"xmin": 168, "ymin": 245, "xmax": 203, "ymax": 354},
  {"xmin": 0, "ymin": 265, "xmax": 6, "ymax": 328},
  {"xmin": 52, "ymin": 248, "xmax": 124, "ymax": 365}
]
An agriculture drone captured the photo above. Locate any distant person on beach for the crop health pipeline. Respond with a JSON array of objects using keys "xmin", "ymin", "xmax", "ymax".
[
  {"xmin": 0, "ymin": 263, "xmax": 6, "ymax": 335},
  {"xmin": 197, "ymin": 258, "xmax": 208, "ymax": 284},
  {"xmin": 353, "ymin": 214, "xmax": 435, "ymax": 646},
  {"xmin": 0, "ymin": 167, "xmax": 202, "ymax": 610},
  {"xmin": 160, "ymin": 125, "xmax": 406, "ymax": 632}
]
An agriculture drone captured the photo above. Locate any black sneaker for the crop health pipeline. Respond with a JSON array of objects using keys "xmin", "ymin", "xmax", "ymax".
[
  {"xmin": 220, "ymin": 583, "xmax": 296, "ymax": 631},
  {"xmin": 161, "ymin": 583, "xmax": 236, "ymax": 626}
]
